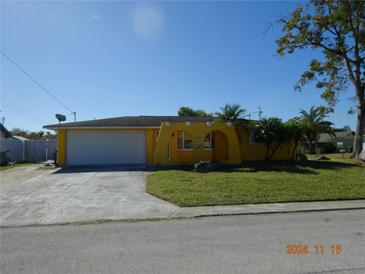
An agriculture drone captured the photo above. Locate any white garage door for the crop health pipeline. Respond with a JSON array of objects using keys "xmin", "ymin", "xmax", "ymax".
[{"xmin": 66, "ymin": 130, "xmax": 146, "ymax": 165}]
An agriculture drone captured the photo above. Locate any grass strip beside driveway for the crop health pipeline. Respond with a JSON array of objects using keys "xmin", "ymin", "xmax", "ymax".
[{"xmin": 146, "ymin": 160, "xmax": 365, "ymax": 207}]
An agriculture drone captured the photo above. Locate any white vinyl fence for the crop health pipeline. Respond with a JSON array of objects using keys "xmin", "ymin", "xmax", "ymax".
[{"xmin": 0, "ymin": 139, "xmax": 56, "ymax": 163}]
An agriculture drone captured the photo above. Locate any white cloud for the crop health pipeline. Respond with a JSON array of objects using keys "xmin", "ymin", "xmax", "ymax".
[{"xmin": 132, "ymin": 5, "xmax": 165, "ymax": 40}]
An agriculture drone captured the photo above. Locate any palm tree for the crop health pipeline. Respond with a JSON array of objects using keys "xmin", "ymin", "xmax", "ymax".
[
  {"xmin": 215, "ymin": 104, "xmax": 246, "ymax": 123},
  {"xmin": 298, "ymin": 106, "xmax": 334, "ymax": 154},
  {"xmin": 285, "ymin": 119, "xmax": 309, "ymax": 159},
  {"xmin": 254, "ymin": 117, "xmax": 286, "ymax": 160}
]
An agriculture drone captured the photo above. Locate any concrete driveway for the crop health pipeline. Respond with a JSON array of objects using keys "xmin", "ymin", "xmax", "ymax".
[{"xmin": 0, "ymin": 165, "xmax": 178, "ymax": 227}]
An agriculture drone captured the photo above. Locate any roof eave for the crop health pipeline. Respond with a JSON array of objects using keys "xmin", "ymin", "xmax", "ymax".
[{"xmin": 43, "ymin": 126, "xmax": 161, "ymax": 130}]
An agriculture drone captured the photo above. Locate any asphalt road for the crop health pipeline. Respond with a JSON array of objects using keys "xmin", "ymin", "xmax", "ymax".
[{"xmin": 1, "ymin": 210, "xmax": 365, "ymax": 274}]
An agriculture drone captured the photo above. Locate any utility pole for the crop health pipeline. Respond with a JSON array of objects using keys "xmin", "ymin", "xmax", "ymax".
[
  {"xmin": 258, "ymin": 106, "xmax": 263, "ymax": 120},
  {"xmin": 73, "ymin": 112, "xmax": 76, "ymax": 122}
]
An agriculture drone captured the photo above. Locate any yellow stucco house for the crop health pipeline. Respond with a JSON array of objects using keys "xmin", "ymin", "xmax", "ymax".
[{"xmin": 44, "ymin": 116, "xmax": 294, "ymax": 166}]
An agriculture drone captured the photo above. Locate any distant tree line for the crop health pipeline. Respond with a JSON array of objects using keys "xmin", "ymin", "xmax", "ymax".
[{"xmin": 11, "ymin": 128, "xmax": 56, "ymax": 140}]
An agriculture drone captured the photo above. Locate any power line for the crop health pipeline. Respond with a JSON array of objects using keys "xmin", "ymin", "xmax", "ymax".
[
  {"xmin": 2, "ymin": 102, "xmax": 44, "ymax": 125},
  {"xmin": 1, "ymin": 99, "xmax": 47, "ymax": 124},
  {"xmin": 1, "ymin": 50, "xmax": 74, "ymax": 114},
  {"xmin": 2, "ymin": 102, "xmax": 43, "ymax": 124}
]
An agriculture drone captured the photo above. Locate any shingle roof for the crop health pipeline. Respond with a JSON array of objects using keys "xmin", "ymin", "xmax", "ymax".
[
  {"xmin": 43, "ymin": 116, "xmax": 215, "ymax": 129},
  {"xmin": 318, "ymin": 131, "xmax": 353, "ymax": 143},
  {"xmin": 0, "ymin": 123, "xmax": 12, "ymax": 138},
  {"xmin": 12, "ymin": 135, "xmax": 30, "ymax": 141}
]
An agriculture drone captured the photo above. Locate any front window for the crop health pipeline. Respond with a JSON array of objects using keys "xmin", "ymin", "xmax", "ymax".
[
  {"xmin": 204, "ymin": 132, "xmax": 215, "ymax": 149},
  {"xmin": 177, "ymin": 131, "xmax": 193, "ymax": 149}
]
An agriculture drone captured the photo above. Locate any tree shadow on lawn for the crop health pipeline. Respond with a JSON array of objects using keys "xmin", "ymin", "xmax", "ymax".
[{"xmin": 222, "ymin": 160, "xmax": 362, "ymax": 175}]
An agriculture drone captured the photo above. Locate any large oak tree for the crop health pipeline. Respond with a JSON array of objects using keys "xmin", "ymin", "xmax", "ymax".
[{"xmin": 276, "ymin": 0, "xmax": 365, "ymax": 158}]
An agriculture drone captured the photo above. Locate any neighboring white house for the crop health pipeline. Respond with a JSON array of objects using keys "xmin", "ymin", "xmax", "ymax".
[
  {"xmin": 318, "ymin": 131, "xmax": 365, "ymax": 153},
  {"xmin": 12, "ymin": 135, "xmax": 30, "ymax": 141},
  {"xmin": 318, "ymin": 131, "xmax": 354, "ymax": 152}
]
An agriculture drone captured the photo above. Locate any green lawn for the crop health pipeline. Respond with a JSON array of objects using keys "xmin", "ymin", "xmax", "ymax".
[
  {"xmin": 0, "ymin": 163, "xmax": 33, "ymax": 171},
  {"xmin": 146, "ymin": 159, "xmax": 365, "ymax": 207}
]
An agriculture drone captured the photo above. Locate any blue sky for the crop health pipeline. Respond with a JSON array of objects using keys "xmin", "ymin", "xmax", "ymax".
[{"xmin": 1, "ymin": 1, "xmax": 356, "ymax": 132}]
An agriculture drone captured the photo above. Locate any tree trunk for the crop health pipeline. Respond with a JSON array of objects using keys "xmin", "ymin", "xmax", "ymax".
[
  {"xmin": 291, "ymin": 142, "xmax": 298, "ymax": 160},
  {"xmin": 308, "ymin": 141, "xmax": 314, "ymax": 154},
  {"xmin": 269, "ymin": 143, "xmax": 281, "ymax": 160},
  {"xmin": 351, "ymin": 105, "xmax": 365, "ymax": 159},
  {"xmin": 314, "ymin": 139, "xmax": 318, "ymax": 155}
]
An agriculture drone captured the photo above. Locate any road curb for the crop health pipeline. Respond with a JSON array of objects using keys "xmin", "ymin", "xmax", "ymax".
[
  {"xmin": 1, "ymin": 203, "xmax": 365, "ymax": 229},
  {"xmin": 170, "ymin": 200, "xmax": 365, "ymax": 218},
  {"xmin": 174, "ymin": 206, "xmax": 365, "ymax": 219}
]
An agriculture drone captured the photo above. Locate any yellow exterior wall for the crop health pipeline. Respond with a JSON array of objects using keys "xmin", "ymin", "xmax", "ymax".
[
  {"xmin": 146, "ymin": 128, "xmax": 155, "ymax": 165},
  {"xmin": 237, "ymin": 128, "xmax": 294, "ymax": 161},
  {"xmin": 200, "ymin": 132, "xmax": 228, "ymax": 161},
  {"xmin": 166, "ymin": 130, "xmax": 230, "ymax": 163},
  {"xmin": 169, "ymin": 131, "xmax": 194, "ymax": 163},
  {"xmin": 57, "ymin": 129, "xmax": 66, "ymax": 166},
  {"xmin": 153, "ymin": 122, "xmax": 242, "ymax": 165},
  {"xmin": 56, "ymin": 124, "xmax": 295, "ymax": 167}
]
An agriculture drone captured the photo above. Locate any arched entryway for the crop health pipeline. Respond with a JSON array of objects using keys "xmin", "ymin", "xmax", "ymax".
[{"xmin": 201, "ymin": 130, "xmax": 229, "ymax": 162}]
